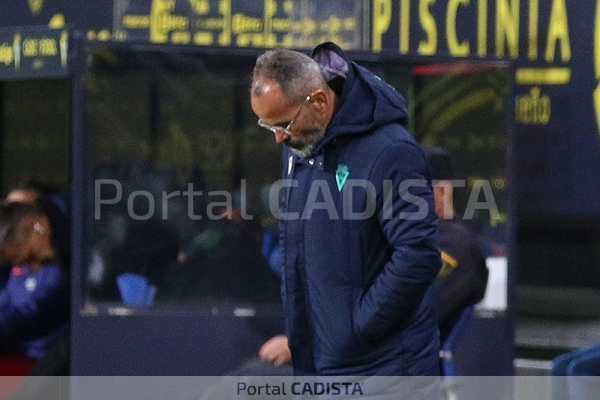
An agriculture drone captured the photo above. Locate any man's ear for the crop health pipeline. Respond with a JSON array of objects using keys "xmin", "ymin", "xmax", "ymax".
[
  {"xmin": 311, "ymin": 89, "xmax": 333, "ymax": 114},
  {"xmin": 311, "ymin": 90, "xmax": 326, "ymax": 107}
]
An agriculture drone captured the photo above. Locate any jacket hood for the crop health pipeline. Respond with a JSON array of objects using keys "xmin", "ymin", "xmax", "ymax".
[{"xmin": 311, "ymin": 42, "xmax": 409, "ymax": 149}]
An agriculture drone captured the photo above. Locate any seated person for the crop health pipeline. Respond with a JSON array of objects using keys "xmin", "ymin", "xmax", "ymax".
[
  {"xmin": 424, "ymin": 145, "xmax": 489, "ymax": 343},
  {"xmin": 1, "ymin": 180, "xmax": 60, "ymax": 290},
  {"xmin": 0, "ymin": 202, "xmax": 70, "ymax": 360}
]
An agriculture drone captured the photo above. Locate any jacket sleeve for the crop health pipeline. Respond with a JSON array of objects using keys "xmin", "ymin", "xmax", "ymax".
[
  {"xmin": 0, "ymin": 267, "xmax": 70, "ymax": 348},
  {"xmin": 435, "ymin": 223, "xmax": 489, "ymax": 336},
  {"xmin": 353, "ymin": 140, "xmax": 441, "ymax": 341}
]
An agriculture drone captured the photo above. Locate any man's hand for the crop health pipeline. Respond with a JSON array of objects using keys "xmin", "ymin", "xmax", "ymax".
[{"xmin": 259, "ymin": 335, "xmax": 291, "ymax": 366}]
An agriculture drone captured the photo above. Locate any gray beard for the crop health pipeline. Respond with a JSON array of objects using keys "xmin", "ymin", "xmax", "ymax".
[
  {"xmin": 290, "ymin": 145, "xmax": 314, "ymax": 158},
  {"xmin": 287, "ymin": 130, "xmax": 323, "ymax": 158}
]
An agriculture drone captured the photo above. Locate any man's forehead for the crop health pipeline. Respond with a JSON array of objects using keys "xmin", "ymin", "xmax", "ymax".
[
  {"xmin": 251, "ymin": 79, "xmax": 291, "ymax": 120},
  {"xmin": 252, "ymin": 78, "xmax": 288, "ymax": 101},
  {"xmin": 252, "ymin": 77, "xmax": 279, "ymax": 95}
]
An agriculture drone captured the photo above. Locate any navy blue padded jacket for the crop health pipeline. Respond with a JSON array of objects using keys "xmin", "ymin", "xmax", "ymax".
[{"xmin": 278, "ymin": 42, "xmax": 442, "ymax": 375}]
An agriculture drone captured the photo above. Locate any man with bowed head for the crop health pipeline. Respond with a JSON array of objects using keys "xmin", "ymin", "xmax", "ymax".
[{"xmin": 250, "ymin": 42, "xmax": 441, "ymax": 376}]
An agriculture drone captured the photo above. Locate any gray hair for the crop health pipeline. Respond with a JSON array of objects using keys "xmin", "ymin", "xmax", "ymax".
[{"xmin": 252, "ymin": 49, "xmax": 326, "ymax": 104}]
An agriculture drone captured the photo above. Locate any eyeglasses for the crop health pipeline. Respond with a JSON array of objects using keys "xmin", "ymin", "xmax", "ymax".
[{"xmin": 257, "ymin": 92, "xmax": 316, "ymax": 137}]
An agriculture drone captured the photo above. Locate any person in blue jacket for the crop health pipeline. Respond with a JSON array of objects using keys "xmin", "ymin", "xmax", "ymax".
[
  {"xmin": 0, "ymin": 201, "xmax": 70, "ymax": 360},
  {"xmin": 250, "ymin": 42, "xmax": 442, "ymax": 376}
]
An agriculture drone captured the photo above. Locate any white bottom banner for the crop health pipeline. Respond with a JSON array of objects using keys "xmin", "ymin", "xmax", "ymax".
[{"xmin": 2, "ymin": 375, "xmax": 596, "ymax": 400}]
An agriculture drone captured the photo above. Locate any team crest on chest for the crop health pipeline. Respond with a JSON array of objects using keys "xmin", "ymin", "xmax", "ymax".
[{"xmin": 335, "ymin": 164, "xmax": 350, "ymax": 191}]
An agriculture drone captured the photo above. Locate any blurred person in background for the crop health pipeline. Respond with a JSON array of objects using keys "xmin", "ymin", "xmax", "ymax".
[
  {"xmin": 1, "ymin": 181, "xmax": 70, "ymax": 291},
  {"xmin": 423, "ymin": 145, "xmax": 489, "ymax": 343},
  {"xmin": 1, "ymin": 180, "xmax": 71, "ymax": 382},
  {"xmin": 0, "ymin": 202, "xmax": 70, "ymax": 366}
]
